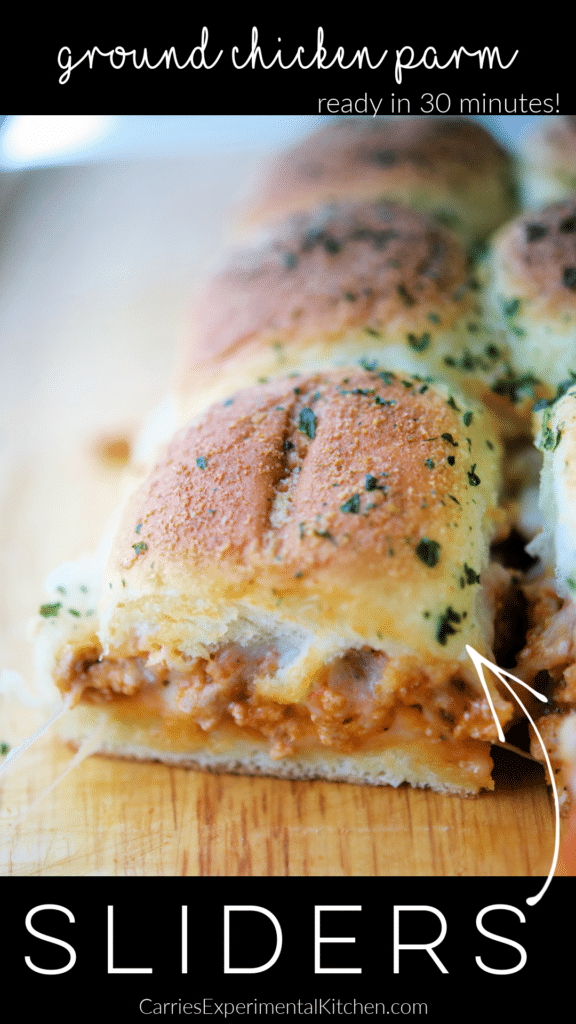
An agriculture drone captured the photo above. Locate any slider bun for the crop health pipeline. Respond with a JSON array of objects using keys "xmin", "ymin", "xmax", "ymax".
[
  {"xmin": 242, "ymin": 117, "xmax": 517, "ymax": 244},
  {"xmin": 482, "ymin": 197, "xmax": 576, "ymax": 399},
  {"xmin": 101, "ymin": 368, "xmax": 503, "ymax": 704},
  {"xmin": 178, "ymin": 202, "xmax": 525, "ymax": 435},
  {"xmin": 523, "ymin": 117, "xmax": 576, "ymax": 206}
]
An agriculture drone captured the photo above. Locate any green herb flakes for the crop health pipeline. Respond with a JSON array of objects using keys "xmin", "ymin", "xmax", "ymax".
[
  {"xmin": 563, "ymin": 267, "xmax": 576, "ymax": 290},
  {"xmin": 132, "ymin": 542, "xmax": 148, "ymax": 556},
  {"xmin": 359, "ymin": 357, "xmax": 378, "ymax": 371},
  {"xmin": 467, "ymin": 465, "xmax": 481, "ymax": 486},
  {"xmin": 502, "ymin": 297, "xmax": 520, "ymax": 318},
  {"xmin": 68, "ymin": 608, "xmax": 80, "ymax": 617},
  {"xmin": 135, "ymin": 522, "xmax": 142, "ymax": 534},
  {"xmin": 441, "ymin": 433, "xmax": 458, "ymax": 447},
  {"xmin": 298, "ymin": 407, "xmax": 317, "ymax": 439},
  {"xmin": 0, "ymin": 742, "xmax": 9, "ymax": 756},
  {"xmin": 526, "ymin": 223, "xmax": 548, "ymax": 243},
  {"xmin": 416, "ymin": 538, "xmax": 441, "ymax": 568},
  {"xmin": 463, "ymin": 411, "xmax": 473, "ymax": 427},
  {"xmin": 39, "ymin": 602, "xmax": 61, "ymax": 618},
  {"xmin": 340, "ymin": 494, "xmax": 360, "ymax": 514},
  {"xmin": 407, "ymin": 332, "xmax": 430, "ymax": 352},
  {"xmin": 436, "ymin": 606, "xmax": 461, "ymax": 645},
  {"xmin": 464, "ymin": 564, "xmax": 480, "ymax": 585},
  {"xmin": 196, "ymin": 456, "xmax": 207, "ymax": 470},
  {"xmin": 540, "ymin": 410, "xmax": 562, "ymax": 451}
]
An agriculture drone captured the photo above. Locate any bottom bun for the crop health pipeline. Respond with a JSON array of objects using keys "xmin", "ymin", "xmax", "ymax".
[{"xmin": 57, "ymin": 703, "xmax": 494, "ymax": 796}]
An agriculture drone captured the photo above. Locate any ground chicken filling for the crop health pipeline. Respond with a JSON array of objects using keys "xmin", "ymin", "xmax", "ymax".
[{"xmin": 54, "ymin": 643, "xmax": 501, "ymax": 761}]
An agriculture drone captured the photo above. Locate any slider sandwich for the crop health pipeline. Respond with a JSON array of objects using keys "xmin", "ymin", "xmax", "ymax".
[
  {"xmin": 242, "ymin": 117, "xmax": 518, "ymax": 246},
  {"xmin": 481, "ymin": 197, "xmax": 576, "ymax": 402},
  {"xmin": 177, "ymin": 201, "xmax": 530, "ymax": 438},
  {"xmin": 37, "ymin": 368, "xmax": 514, "ymax": 795}
]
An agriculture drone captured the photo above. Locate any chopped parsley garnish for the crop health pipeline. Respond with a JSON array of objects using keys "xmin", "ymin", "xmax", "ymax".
[
  {"xmin": 463, "ymin": 411, "xmax": 473, "ymax": 427},
  {"xmin": 39, "ymin": 602, "xmax": 61, "ymax": 618},
  {"xmin": 196, "ymin": 456, "xmax": 207, "ymax": 470},
  {"xmin": 427, "ymin": 312, "xmax": 441, "ymax": 324},
  {"xmin": 467, "ymin": 465, "xmax": 481, "ymax": 486},
  {"xmin": 525, "ymin": 223, "xmax": 548, "ymax": 242},
  {"xmin": 407, "ymin": 332, "xmax": 430, "ymax": 352},
  {"xmin": 441, "ymin": 433, "xmax": 458, "ymax": 447},
  {"xmin": 55, "ymin": 585, "xmax": 66, "ymax": 596},
  {"xmin": 397, "ymin": 284, "xmax": 415, "ymax": 306},
  {"xmin": 464, "ymin": 563, "xmax": 481, "ymax": 585},
  {"xmin": 447, "ymin": 396, "xmax": 461, "ymax": 411},
  {"xmin": 502, "ymin": 297, "xmax": 520, "ymax": 318},
  {"xmin": 436, "ymin": 606, "xmax": 461, "ymax": 645},
  {"xmin": 560, "ymin": 216, "xmax": 576, "ymax": 233},
  {"xmin": 540, "ymin": 410, "xmax": 562, "ymax": 451},
  {"xmin": 132, "ymin": 542, "xmax": 148, "ymax": 556},
  {"xmin": 135, "ymin": 522, "xmax": 142, "ymax": 534},
  {"xmin": 359, "ymin": 357, "xmax": 378, "ymax": 371},
  {"xmin": 425, "ymin": 458, "xmax": 435, "ymax": 469},
  {"xmin": 365, "ymin": 474, "xmax": 379, "ymax": 491},
  {"xmin": 447, "ymin": 455, "xmax": 456, "ymax": 466},
  {"xmin": 416, "ymin": 538, "xmax": 441, "ymax": 568},
  {"xmin": 340, "ymin": 494, "xmax": 360, "ymax": 514},
  {"xmin": 378, "ymin": 371, "xmax": 396, "ymax": 385},
  {"xmin": 0, "ymin": 742, "xmax": 9, "ymax": 756},
  {"xmin": 491, "ymin": 371, "xmax": 540, "ymax": 404},
  {"xmin": 298, "ymin": 407, "xmax": 317, "ymax": 439},
  {"xmin": 374, "ymin": 396, "xmax": 395, "ymax": 406},
  {"xmin": 68, "ymin": 608, "xmax": 80, "ymax": 617},
  {"xmin": 563, "ymin": 267, "xmax": 576, "ymax": 290}
]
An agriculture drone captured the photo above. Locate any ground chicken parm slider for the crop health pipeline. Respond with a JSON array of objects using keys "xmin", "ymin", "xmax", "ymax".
[
  {"xmin": 177, "ymin": 201, "xmax": 528, "ymax": 437},
  {"xmin": 523, "ymin": 117, "xmax": 576, "ymax": 207},
  {"xmin": 39, "ymin": 369, "xmax": 514, "ymax": 795},
  {"xmin": 518, "ymin": 388, "xmax": 576, "ymax": 809},
  {"xmin": 481, "ymin": 197, "xmax": 576, "ymax": 403},
  {"xmin": 242, "ymin": 117, "xmax": 518, "ymax": 246}
]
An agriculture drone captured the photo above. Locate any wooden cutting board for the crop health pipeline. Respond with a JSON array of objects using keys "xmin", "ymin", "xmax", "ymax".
[{"xmin": 0, "ymin": 154, "xmax": 560, "ymax": 878}]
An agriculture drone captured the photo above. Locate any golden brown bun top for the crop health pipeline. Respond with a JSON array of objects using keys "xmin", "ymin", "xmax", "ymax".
[
  {"xmin": 107, "ymin": 370, "xmax": 501, "ymax": 655},
  {"xmin": 247, "ymin": 117, "xmax": 512, "ymax": 221},
  {"xmin": 490, "ymin": 197, "xmax": 576, "ymax": 310},
  {"xmin": 183, "ymin": 201, "xmax": 473, "ymax": 369}
]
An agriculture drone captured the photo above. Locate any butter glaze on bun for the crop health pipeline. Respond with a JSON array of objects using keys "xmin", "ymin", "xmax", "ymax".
[
  {"xmin": 482, "ymin": 197, "xmax": 576, "ymax": 400},
  {"xmin": 243, "ymin": 117, "xmax": 518, "ymax": 244},
  {"xmin": 178, "ymin": 202, "xmax": 525, "ymax": 435},
  {"xmin": 40, "ymin": 370, "xmax": 513, "ymax": 795}
]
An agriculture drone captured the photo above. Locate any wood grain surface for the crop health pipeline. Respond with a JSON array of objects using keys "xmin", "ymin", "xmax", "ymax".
[{"xmin": 0, "ymin": 153, "xmax": 560, "ymax": 878}]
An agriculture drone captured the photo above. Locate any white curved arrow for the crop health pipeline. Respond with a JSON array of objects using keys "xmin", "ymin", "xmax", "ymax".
[{"xmin": 466, "ymin": 645, "xmax": 560, "ymax": 906}]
